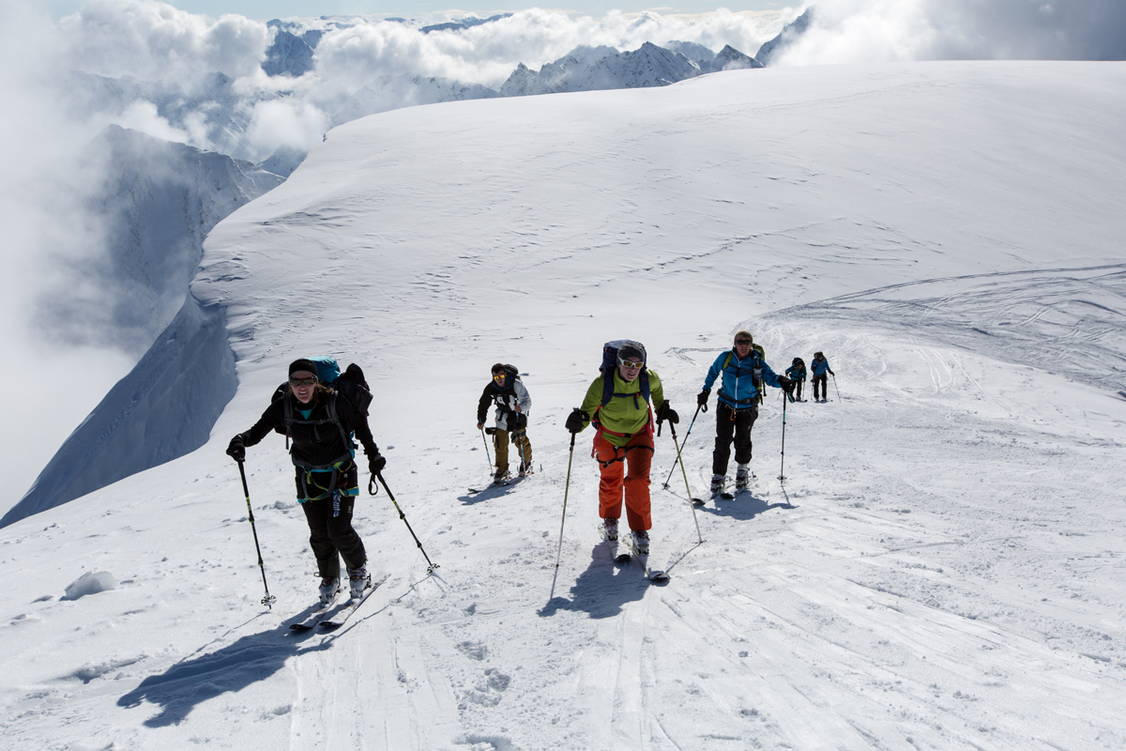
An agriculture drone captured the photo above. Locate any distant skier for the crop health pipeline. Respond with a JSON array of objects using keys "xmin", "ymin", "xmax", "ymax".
[
  {"xmin": 810, "ymin": 351, "xmax": 835, "ymax": 402},
  {"xmin": 697, "ymin": 332, "xmax": 793, "ymax": 496},
  {"xmin": 785, "ymin": 357, "xmax": 807, "ymax": 402},
  {"xmin": 226, "ymin": 358, "xmax": 386, "ymax": 604},
  {"xmin": 476, "ymin": 363, "xmax": 533, "ymax": 484},
  {"xmin": 565, "ymin": 340, "xmax": 678, "ymax": 556}
]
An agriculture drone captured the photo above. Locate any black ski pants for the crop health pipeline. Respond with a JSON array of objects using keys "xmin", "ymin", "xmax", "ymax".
[
  {"xmin": 300, "ymin": 489, "xmax": 366, "ymax": 579},
  {"xmin": 793, "ymin": 379, "xmax": 804, "ymax": 401},
  {"xmin": 812, "ymin": 374, "xmax": 828, "ymax": 400},
  {"xmin": 712, "ymin": 402, "xmax": 758, "ymax": 476}
]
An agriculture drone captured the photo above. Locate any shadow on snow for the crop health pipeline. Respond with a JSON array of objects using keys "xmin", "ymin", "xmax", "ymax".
[
  {"xmin": 539, "ymin": 541, "xmax": 650, "ymax": 619},
  {"xmin": 456, "ymin": 476, "xmax": 527, "ymax": 505},
  {"xmin": 116, "ymin": 582, "xmax": 409, "ymax": 727}
]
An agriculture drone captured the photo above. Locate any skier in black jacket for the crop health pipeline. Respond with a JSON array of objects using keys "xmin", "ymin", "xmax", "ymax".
[
  {"xmin": 226, "ymin": 358, "xmax": 386, "ymax": 604},
  {"xmin": 476, "ymin": 363, "xmax": 533, "ymax": 484}
]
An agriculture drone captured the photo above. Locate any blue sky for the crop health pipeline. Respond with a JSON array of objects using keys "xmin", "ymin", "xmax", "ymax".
[{"xmin": 48, "ymin": 1, "xmax": 791, "ymax": 21}]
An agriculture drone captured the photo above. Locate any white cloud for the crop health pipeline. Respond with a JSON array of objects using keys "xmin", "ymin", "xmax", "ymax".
[
  {"xmin": 114, "ymin": 99, "xmax": 190, "ymax": 143},
  {"xmin": 776, "ymin": 0, "xmax": 1126, "ymax": 65},
  {"xmin": 58, "ymin": 0, "xmax": 268, "ymax": 86},
  {"xmin": 244, "ymin": 98, "xmax": 330, "ymax": 161}
]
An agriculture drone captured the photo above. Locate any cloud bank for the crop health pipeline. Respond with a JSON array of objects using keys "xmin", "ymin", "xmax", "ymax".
[{"xmin": 776, "ymin": 0, "xmax": 1126, "ymax": 65}]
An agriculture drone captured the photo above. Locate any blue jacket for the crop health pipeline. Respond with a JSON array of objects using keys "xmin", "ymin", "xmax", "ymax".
[
  {"xmin": 811, "ymin": 357, "xmax": 834, "ymax": 377},
  {"xmin": 702, "ymin": 350, "xmax": 783, "ymax": 408},
  {"xmin": 785, "ymin": 364, "xmax": 806, "ymax": 381}
]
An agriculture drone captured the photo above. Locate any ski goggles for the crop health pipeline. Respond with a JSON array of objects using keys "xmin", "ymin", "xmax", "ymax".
[
  {"xmin": 619, "ymin": 359, "xmax": 644, "ymax": 369},
  {"xmin": 734, "ymin": 338, "xmax": 753, "ymax": 345},
  {"xmin": 289, "ymin": 376, "xmax": 318, "ymax": 387},
  {"xmin": 492, "ymin": 372, "xmax": 506, "ymax": 382}
]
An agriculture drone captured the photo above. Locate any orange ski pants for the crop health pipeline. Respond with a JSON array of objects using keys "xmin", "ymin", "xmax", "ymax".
[{"xmin": 592, "ymin": 426, "xmax": 654, "ymax": 532}]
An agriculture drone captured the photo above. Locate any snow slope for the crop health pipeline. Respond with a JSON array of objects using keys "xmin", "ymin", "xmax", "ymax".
[{"xmin": 2, "ymin": 61, "xmax": 1125, "ymax": 750}]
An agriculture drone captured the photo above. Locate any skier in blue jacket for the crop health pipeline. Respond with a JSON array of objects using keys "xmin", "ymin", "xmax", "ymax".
[
  {"xmin": 810, "ymin": 351, "xmax": 835, "ymax": 402},
  {"xmin": 697, "ymin": 331, "xmax": 793, "ymax": 496}
]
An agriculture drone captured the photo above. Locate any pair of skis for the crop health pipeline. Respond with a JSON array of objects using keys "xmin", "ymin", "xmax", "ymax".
[
  {"xmin": 603, "ymin": 527, "xmax": 669, "ymax": 582},
  {"xmin": 289, "ymin": 573, "xmax": 390, "ymax": 632}
]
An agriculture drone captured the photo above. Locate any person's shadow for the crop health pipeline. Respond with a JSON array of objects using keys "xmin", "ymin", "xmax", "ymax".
[
  {"xmin": 698, "ymin": 489, "xmax": 796, "ymax": 520},
  {"xmin": 539, "ymin": 541, "xmax": 650, "ymax": 619},
  {"xmin": 116, "ymin": 593, "xmax": 399, "ymax": 726},
  {"xmin": 457, "ymin": 476, "xmax": 526, "ymax": 505}
]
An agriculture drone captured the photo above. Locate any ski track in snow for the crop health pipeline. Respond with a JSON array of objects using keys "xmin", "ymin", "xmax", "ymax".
[{"xmin": 2, "ymin": 62, "xmax": 1126, "ymax": 749}]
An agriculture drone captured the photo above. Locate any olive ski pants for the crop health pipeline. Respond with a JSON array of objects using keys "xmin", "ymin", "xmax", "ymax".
[{"xmin": 494, "ymin": 428, "xmax": 533, "ymax": 475}]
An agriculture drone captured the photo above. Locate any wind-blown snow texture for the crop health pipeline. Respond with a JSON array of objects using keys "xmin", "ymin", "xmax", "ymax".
[{"xmin": 2, "ymin": 62, "xmax": 1124, "ymax": 750}]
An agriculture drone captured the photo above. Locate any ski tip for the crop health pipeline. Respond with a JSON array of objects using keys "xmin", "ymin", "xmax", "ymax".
[
  {"xmin": 614, "ymin": 553, "xmax": 632, "ymax": 565},
  {"xmin": 691, "ymin": 498, "xmax": 706, "ymax": 506},
  {"xmin": 647, "ymin": 571, "xmax": 670, "ymax": 583},
  {"xmin": 318, "ymin": 620, "xmax": 343, "ymax": 631},
  {"xmin": 289, "ymin": 623, "xmax": 313, "ymax": 632}
]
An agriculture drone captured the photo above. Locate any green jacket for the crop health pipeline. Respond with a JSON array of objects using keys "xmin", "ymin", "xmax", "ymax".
[{"xmin": 578, "ymin": 369, "xmax": 665, "ymax": 447}]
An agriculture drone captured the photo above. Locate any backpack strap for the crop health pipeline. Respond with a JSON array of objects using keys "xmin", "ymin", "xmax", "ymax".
[{"xmin": 600, "ymin": 370, "xmax": 651, "ymax": 408}]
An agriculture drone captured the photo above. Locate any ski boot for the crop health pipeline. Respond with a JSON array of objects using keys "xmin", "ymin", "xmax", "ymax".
[
  {"xmin": 518, "ymin": 462, "xmax": 534, "ymax": 478},
  {"xmin": 710, "ymin": 473, "xmax": 726, "ymax": 497},
  {"xmin": 735, "ymin": 464, "xmax": 751, "ymax": 492},
  {"xmin": 630, "ymin": 530, "xmax": 650, "ymax": 556},
  {"xmin": 602, "ymin": 517, "xmax": 619, "ymax": 542},
  {"xmin": 347, "ymin": 566, "xmax": 371, "ymax": 599},
  {"xmin": 318, "ymin": 576, "xmax": 341, "ymax": 606},
  {"xmin": 493, "ymin": 470, "xmax": 512, "ymax": 486}
]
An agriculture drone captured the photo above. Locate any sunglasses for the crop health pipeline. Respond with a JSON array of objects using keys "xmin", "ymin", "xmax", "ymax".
[
  {"xmin": 289, "ymin": 377, "xmax": 318, "ymax": 387},
  {"xmin": 734, "ymin": 339, "xmax": 753, "ymax": 345},
  {"xmin": 620, "ymin": 359, "xmax": 644, "ymax": 369}
]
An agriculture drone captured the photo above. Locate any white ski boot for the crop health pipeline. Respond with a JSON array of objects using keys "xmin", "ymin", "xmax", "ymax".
[
  {"xmin": 318, "ymin": 576, "xmax": 340, "ymax": 606},
  {"xmin": 630, "ymin": 530, "xmax": 650, "ymax": 556},
  {"xmin": 735, "ymin": 464, "xmax": 752, "ymax": 492},
  {"xmin": 347, "ymin": 567, "xmax": 371, "ymax": 599}
]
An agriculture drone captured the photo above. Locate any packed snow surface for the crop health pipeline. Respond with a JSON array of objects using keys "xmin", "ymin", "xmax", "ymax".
[{"xmin": 2, "ymin": 61, "xmax": 1124, "ymax": 750}]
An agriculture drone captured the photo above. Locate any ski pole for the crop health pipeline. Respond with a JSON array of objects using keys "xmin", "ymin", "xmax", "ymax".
[
  {"xmin": 375, "ymin": 472, "xmax": 439, "ymax": 574},
  {"xmin": 831, "ymin": 373, "xmax": 841, "ymax": 401},
  {"xmin": 550, "ymin": 431, "xmax": 578, "ymax": 598},
  {"xmin": 668, "ymin": 422, "xmax": 704, "ymax": 543},
  {"xmin": 236, "ymin": 460, "xmax": 277, "ymax": 609},
  {"xmin": 479, "ymin": 427, "xmax": 493, "ymax": 472},
  {"xmin": 661, "ymin": 403, "xmax": 702, "ymax": 489},
  {"xmin": 779, "ymin": 389, "xmax": 789, "ymax": 482}
]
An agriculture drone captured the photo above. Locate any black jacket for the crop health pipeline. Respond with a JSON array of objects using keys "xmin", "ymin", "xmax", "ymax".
[{"xmin": 241, "ymin": 389, "xmax": 378, "ymax": 467}]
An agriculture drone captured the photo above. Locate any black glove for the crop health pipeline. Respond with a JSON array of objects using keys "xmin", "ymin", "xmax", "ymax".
[
  {"xmin": 656, "ymin": 400, "xmax": 679, "ymax": 425},
  {"xmin": 226, "ymin": 435, "xmax": 245, "ymax": 462},
  {"xmin": 564, "ymin": 408, "xmax": 587, "ymax": 434},
  {"xmin": 779, "ymin": 376, "xmax": 793, "ymax": 391},
  {"xmin": 696, "ymin": 389, "xmax": 710, "ymax": 407},
  {"xmin": 368, "ymin": 453, "xmax": 387, "ymax": 475}
]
